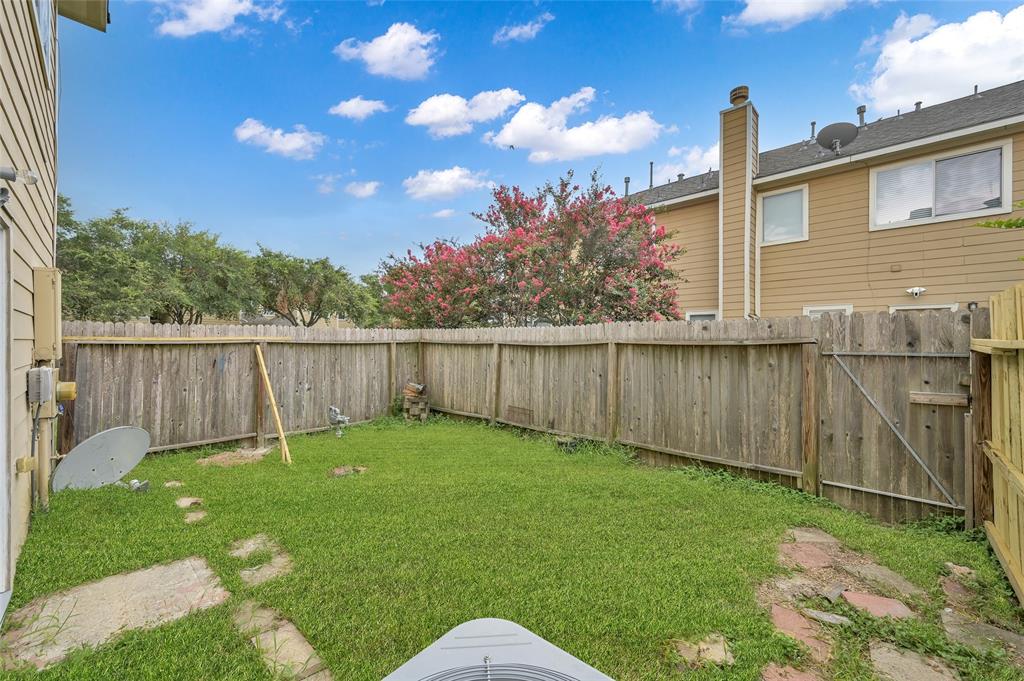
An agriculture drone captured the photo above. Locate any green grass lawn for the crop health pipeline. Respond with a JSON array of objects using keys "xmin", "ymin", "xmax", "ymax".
[{"xmin": 5, "ymin": 417, "xmax": 1024, "ymax": 680}]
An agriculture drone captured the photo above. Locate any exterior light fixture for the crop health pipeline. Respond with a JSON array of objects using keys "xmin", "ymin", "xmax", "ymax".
[
  {"xmin": 906, "ymin": 286, "xmax": 927, "ymax": 298},
  {"xmin": 0, "ymin": 165, "xmax": 41, "ymax": 208}
]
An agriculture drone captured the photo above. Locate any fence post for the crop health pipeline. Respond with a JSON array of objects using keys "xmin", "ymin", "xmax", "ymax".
[
  {"xmin": 388, "ymin": 341, "xmax": 397, "ymax": 412},
  {"xmin": 418, "ymin": 340, "xmax": 425, "ymax": 385},
  {"xmin": 801, "ymin": 342, "xmax": 819, "ymax": 495},
  {"xmin": 970, "ymin": 307, "xmax": 993, "ymax": 528},
  {"xmin": 254, "ymin": 342, "xmax": 266, "ymax": 448},
  {"xmin": 606, "ymin": 341, "xmax": 618, "ymax": 444},
  {"xmin": 490, "ymin": 342, "xmax": 501, "ymax": 425}
]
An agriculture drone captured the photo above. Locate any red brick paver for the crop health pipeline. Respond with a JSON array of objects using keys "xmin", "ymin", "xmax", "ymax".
[
  {"xmin": 770, "ymin": 604, "xmax": 831, "ymax": 662},
  {"xmin": 779, "ymin": 542, "xmax": 833, "ymax": 570}
]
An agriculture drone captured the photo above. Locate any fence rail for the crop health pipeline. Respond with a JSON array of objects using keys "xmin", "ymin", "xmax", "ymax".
[{"xmin": 60, "ymin": 311, "xmax": 977, "ymax": 523}]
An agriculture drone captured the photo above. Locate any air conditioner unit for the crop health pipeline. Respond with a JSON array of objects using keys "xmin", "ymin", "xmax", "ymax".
[{"xmin": 382, "ymin": 618, "xmax": 614, "ymax": 681}]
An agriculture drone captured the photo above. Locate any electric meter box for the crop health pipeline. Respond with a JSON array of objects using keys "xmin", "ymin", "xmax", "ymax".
[{"xmin": 28, "ymin": 367, "xmax": 56, "ymax": 404}]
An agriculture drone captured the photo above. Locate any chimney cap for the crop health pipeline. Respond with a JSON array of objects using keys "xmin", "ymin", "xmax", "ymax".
[
  {"xmin": 729, "ymin": 85, "xmax": 749, "ymax": 106},
  {"xmin": 677, "ymin": 173, "xmax": 685, "ymax": 182}
]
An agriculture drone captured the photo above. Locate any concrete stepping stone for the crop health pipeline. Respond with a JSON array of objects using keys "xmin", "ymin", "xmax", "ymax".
[
  {"xmin": 184, "ymin": 510, "xmax": 207, "ymax": 524},
  {"xmin": 941, "ymin": 608, "xmax": 1024, "ymax": 658},
  {"xmin": 786, "ymin": 528, "xmax": 839, "ymax": 544},
  {"xmin": 230, "ymin": 534, "xmax": 277, "ymax": 559},
  {"xmin": 945, "ymin": 563, "xmax": 976, "ymax": 580},
  {"xmin": 802, "ymin": 608, "xmax": 851, "ymax": 627},
  {"xmin": 770, "ymin": 605, "xmax": 831, "ymax": 662},
  {"xmin": 779, "ymin": 542, "xmax": 833, "ymax": 570},
  {"xmin": 673, "ymin": 633, "xmax": 734, "ymax": 668},
  {"xmin": 0, "ymin": 557, "xmax": 229, "ymax": 670},
  {"xmin": 234, "ymin": 601, "xmax": 332, "ymax": 680},
  {"xmin": 175, "ymin": 497, "xmax": 203, "ymax": 509},
  {"xmin": 240, "ymin": 553, "xmax": 293, "ymax": 586},
  {"xmin": 762, "ymin": 664, "xmax": 822, "ymax": 681},
  {"xmin": 940, "ymin": 576, "xmax": 973, "ymax": 607},
  {"xmin": 841, "ymin": 590, "xmax": 915, "ymax": 619},
  {"xmin": 198, "ymin": 446, "xmax": 272, "ymax": 468},
  {"xmin": 841, "ymin": 562, "xmax": 925, "ymax": 598},
  {"xmin": 869, "ymin": 642, "xmax": 959, "ymax": 681},
  {"xmin": 331, "ymin": 465, "xmax": 367, "ymax": 477},
  {"xmin": 164, "ymin": 480, "xmax": 183, "ymax": 488}
]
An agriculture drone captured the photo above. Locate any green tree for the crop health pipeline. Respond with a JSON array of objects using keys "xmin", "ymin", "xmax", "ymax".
[
  {"xmin": 977, "ymin": 201, "xmax": 1024, "ymax": 231},
  {"xmin": 251, "ymin": 246, "xmax": 366, "ymax": 326}
]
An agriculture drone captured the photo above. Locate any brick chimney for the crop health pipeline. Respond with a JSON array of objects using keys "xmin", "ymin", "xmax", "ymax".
[{"xmin": 719, "ymin": 85, "xmax": 759, "ymax": 318}]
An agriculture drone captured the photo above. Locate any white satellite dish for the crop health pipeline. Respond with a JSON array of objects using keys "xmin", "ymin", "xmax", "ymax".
[
  {"xmin": 52, "ymin": 426, "xmax": 150, "ymax": 492},
  {"xmin": 382, "ymin": 618, "xmax": 614, "ymax": 681}
]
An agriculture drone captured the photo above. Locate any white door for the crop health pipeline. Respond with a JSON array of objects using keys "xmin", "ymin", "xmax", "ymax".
[{"xmin": 0, "ymin": 222, "xmax": 10, "ymax": 601}]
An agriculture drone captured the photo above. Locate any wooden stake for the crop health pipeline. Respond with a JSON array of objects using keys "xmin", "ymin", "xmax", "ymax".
[
  {"xmin": 254, "ymin": 343, "xmax": 266, "ymax": 449},
  {"xmin": 254, "ymin": 344, "xmax": 290, "ymax": 464}
]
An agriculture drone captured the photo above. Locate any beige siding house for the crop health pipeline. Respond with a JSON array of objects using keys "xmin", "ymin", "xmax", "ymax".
[
  {"xmin": 633, "ymin": 82, "xmax": 1024, "ymax": 319},
  {"xmin": 0, "ymin": 0, "xmax": 106, "ymax": 611}
]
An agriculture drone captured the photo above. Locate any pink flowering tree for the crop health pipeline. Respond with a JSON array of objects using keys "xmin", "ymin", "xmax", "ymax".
[{"xmin": 381, "ymin": 171, "xmax": 682, "ymax": 327}]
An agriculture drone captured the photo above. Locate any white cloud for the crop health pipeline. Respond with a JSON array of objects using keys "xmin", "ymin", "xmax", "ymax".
[
  {"xmin": 314, "ymin": 173, "xmax": 342, "ymax": 194},
  {"xmin": 432, "ymin": 208, "xmax": 456, "ymax": 218},
  {"xmin": 406, "ymin": 89, "xmax": 525, "ymax": 138},
  {"xmin": 334, "ymin": 23, "xmax": 439, "ymax": 80},
  {"xmin": 655, "ymin": 143, "xmax": 719, "ymax": 184},
  {"xmin": 345, "ymin": 181, "xmax": 381, "ymax": 198},
  {"xmin": 487, "ymin": 87, "xmax": 663, "ymax": 163},
  {"xmin": 234, "ymin": 118, "xmax": 325, "ymax": 160},
  {"xmin": 724, "ymin": 0, "xmax": 849, "ymax": 31},
  {"xmin": 403, "ymin": 167, "xmax": 490, "ymax": 200},
  {"xmin": 851, "ymin": 6, "xmax": 1024, "ymax": 114},
  {"xmin": 655, "ymin": 0, "xmax": 700, "ymax": 12},
  {"xmin": 156, "ymin": 0, "xmax": 284, "ymax": 37},
  {"xmin": 328, "ymin": 96, "xmax": 391, "ymax": 121},
  {"xmin": 858, "ymin": 12, "xmax": 936, "ymax": 54},
  {"xmin": 493, "ymin": 12, "xmax": 554, "ymax": 44}
]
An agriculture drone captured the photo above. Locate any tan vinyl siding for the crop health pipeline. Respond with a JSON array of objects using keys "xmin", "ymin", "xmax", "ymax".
[
  {"xmin": 748, "ymin": 108, "xmax": 758, "ymax": 314},
  {"xmin": 1, "ymin": 0, "xmax": 58, "ymax": 583},
  {"xmin": 720, "ymin": 106, "xmax": 749, "ymax": 317},
  {"xmin": 658, "ymin": 197, "xmax": 718, "ymax": 314},
  {"xmin": 758, "ymin": 131, "xmax": 1024, "ymax": 316}
]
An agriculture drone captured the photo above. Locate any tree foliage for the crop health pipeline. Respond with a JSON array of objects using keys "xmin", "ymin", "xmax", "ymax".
[
  {"xmin": 380, "ymin": 171, "xmax": 682, "ymax": 327},
  {"xmin": 251, "ymin": 247, "xmax": 366, "ymax": 327}
]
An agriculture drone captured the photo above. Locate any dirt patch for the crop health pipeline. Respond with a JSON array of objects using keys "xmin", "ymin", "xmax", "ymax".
[
  {"xmin": 197, "ymin": 446, "xmax": 273, "ymax": 468},
  {"xmin": 331, "ymin": 466, "xmax": 367, "ymax": 477},
  {"xmin": 1, "ymin": 557, "xmax": 229, "ymax": 670}
]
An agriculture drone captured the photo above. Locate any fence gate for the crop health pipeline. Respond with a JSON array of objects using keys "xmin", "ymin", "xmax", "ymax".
[{"xmin": 973, "ymin": 282, "xmax": 1024, "ymax": 602}]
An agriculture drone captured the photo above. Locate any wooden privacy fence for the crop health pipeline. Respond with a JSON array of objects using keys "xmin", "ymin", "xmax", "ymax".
[
  {"xmin": 61, "ymin": 310, "xmax": 976, "ymax": 523},
  {"xmin": 971, "ymin": 282, "xmax": 1024, "ymax": 602}
]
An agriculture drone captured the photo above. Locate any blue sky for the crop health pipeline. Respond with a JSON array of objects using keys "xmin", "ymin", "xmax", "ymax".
[{"xmin": 57, "ymin": 0, "xmax": 1024, "ymax": 276}]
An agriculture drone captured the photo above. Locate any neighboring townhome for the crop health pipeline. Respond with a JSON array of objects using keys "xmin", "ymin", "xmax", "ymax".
[
  {"xmin": 631, "ymin": 81, "xmax": 1024, "ymax": 321},
  {"xmin": 0, "ymin": 0, "xmax": 107, "ymax": 612}
]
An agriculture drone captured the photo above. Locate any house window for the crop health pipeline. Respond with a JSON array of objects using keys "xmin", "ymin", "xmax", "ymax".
[
  {"xmin": 685, "ymin": 310, "xmax": 717, "ymax": 322},
  {"xmin": 803, "ymin": 304, "xmax": 853, "ymax": 318},
  {"xmin": 889, "ymin": 303, "xmax": 959, "ymax": 313},
  {"xmin": 30, "ymin": 0, "xmax": 55, "ymax": 87},
  {"xmin": 759, "ymin": 185, "xmax": 808, "ymax": 245},
  {"xmin": 871, "ymin": 141, "xmax": 1011, "ymax": 230}
]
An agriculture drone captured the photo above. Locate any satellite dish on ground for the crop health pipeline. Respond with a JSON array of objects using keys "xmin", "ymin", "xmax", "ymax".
[
  {"xmin": 815, "ymin": 122, "xmax": 859, "ymax": 155},
  {"xmin": 382, "ymin": 618, "xmax": 614, "ymax": 681},
  {"xmin": 52, "ymin": 426, "xmax": 150, "ymax": 492}
]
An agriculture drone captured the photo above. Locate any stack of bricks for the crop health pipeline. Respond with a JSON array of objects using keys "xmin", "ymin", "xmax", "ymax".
[{"xmin": 402, "ymin": 382, "xmax": 429, "ymax": 422}]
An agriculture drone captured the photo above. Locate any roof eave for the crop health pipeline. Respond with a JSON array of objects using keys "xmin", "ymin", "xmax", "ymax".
[{"xmin": 58, "ymin": 0, "xmax": 109, "ymax": 32}]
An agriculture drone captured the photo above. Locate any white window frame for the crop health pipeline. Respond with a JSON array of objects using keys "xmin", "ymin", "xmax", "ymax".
[
  {"xmin": 869, "ymin": 139, "xmax": 1012, "ymax": 231},
  {"xmin": 685, "ymin": 309, "xmax": 718, "ymax": 321},
  {"xmin": 888, "ymin": 303, "xmax": 959, "ymax": 312},
  {"xmin": 802, "ymin": 304, "xmax": 853, "ymax": 317},
  {"xmin": 28, "ymin": 0, "xmax": 55, "ymax": 89},
  {"xmin": 757, "ymin": 184, "xmax": 809, "ymax": 246}
]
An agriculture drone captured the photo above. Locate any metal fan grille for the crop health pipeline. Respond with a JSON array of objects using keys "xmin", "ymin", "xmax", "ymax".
[{"xmin": 418, "ymin": 663, "xmax": 582, "ymax": 681}]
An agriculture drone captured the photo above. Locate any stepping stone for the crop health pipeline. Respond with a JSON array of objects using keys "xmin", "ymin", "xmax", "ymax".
[
  {"xmin": 779, "ymin": 542, "xmax": 833, "ymax": 570},
  {"xmin": 673, "ymin": 633, "xmax": 734, "ymax": 668},
  {"xmin": 842, "ymin": 591, "xmax": 915, "ymax": 619},
  {"xmin": 945, "ymin": 562, "xmax": 976, "ymax": 580},
  {"xmin": 940, "ymin": 576, "xmax": 973, "ymax": 607},
  {"xmin": 240, "ymin": 553, "xmax": 293, "ymax": 586},
  {"xmin": 234, "ymin": 601, "xmax": 332, "ymax": 680},
  {"xmin": 770, "ymin": 605, "xmax": 831, "ymax": 662},
  {"xmin": 842, "ymin": 562, "xmax": 925, "ymax": 598},
  {"xmin": 197, "ymin": 446, "xmax": 272, "ymax": 467},
  {"xmin": 802, "ymin": 608, "xmax": 851, "ymax": 627},
  {"xmin": 786, "ymin": 527, "xmax": 839, "ymax": 544},
  {"xmin": 331, "ymin": 465, "xmax": 367, "ymax": 477},
  {"xmin": 869, "ymin": 642, "xmax": 959, "ymax": 681},
  {"xmin": 184, "ymin": 510, "xmax": 207, "ymax": 524},
  {"xmin": 229, "ymin": 534, "xmax": 277, "ymax": 559},
  {"xmin": 164, "ymin": 480, "xmax": 183, "ymax": 488},
  {"xmin": 176, "ymin": 497, "xmax": 203, "ymax": 509},
  {"xmin": 941, "ymin": 608, "xmax": 1024, "ymax": 657},
  {"xmin": 824, "ymin": 583, "xmax": 847, "ymax": 604},
  {"xmin": 762, "ymin": 664, "xmax": 822, "ymax": 681},
  {"xmin": 0, "ymin": 557, "xmax": 229, "ymax": 670}
]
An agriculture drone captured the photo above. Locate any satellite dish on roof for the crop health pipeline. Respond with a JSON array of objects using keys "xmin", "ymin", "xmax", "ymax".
[
  {"xmin": 52, "ymin": 426, "xmax": 150, "ymax": 492},
  {"xmin": 815, "ymin": 122, "xmax": 859, "ymax": 155}
]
